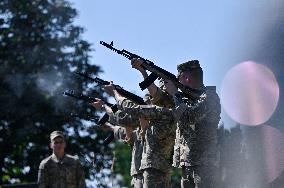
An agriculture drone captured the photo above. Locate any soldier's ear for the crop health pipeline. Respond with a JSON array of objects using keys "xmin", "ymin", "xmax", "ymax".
[{"xmin": 49, "ymin": 142, "xmax": 53, "ymax": 149}]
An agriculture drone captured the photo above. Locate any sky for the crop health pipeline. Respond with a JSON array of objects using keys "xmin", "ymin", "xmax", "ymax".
[{"xmin": 69, "ymin": 0, "xmax": 283, "ymax": 128}]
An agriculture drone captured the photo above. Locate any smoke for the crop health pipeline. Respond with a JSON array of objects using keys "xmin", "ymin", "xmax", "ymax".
[
  {"xmin": 35, "ymin": 69, "xmax": 72, "ymax": 111},
  {"xmin": 36, "ymin": 70, "xmax": 64, "ymax": 96}
]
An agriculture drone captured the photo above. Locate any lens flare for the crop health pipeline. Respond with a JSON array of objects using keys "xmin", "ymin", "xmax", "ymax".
[
  {"xmin": 262, "ymin": 125, "xmax": 284, "ymax": 183},
  {"xmin": 221, "ymin": 61, "xmax": 279, "ymax": 126}
]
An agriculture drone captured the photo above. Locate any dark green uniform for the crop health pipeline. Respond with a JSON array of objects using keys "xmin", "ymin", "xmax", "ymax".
[
  {"xmin": 38, "ymin": 154, "xmax": 86, "ymax": 188},
  {"xmin": 115, "ymin": 89, "xmax": 176, "ymax": 188}
]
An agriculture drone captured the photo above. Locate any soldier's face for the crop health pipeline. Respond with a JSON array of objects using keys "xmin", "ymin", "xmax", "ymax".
[
  {"xmin": 160, "ymin": 79, "xmax": 178, "ymax": 95},
  {"xmin": 50, "ymin": 137, "xmax": 66, "ymax": 154},
  {"xmin": 179, "ymin": 71, "xmax": 192, "ymax": 87},
  {"xmin": 160, "ymin": 79, "xmax": 171, "ymax": 90}
]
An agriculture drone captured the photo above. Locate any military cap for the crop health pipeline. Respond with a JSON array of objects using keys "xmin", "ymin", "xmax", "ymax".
[
  {"xmin": 50, "ymin": 130, "xmax": 64, "ymax": 141},
  {"xmin": 177, "ymin": 60, "xmax": 200, "ymax": 72}
]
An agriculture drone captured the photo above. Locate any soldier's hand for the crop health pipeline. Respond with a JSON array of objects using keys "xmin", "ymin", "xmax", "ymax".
[
  {"xmin": 101, "ymin": 122, "xmax": 115, "ymax": 132},
  {"xmin": 102, "ymin": 81, "xmax": 115, "ymax": 96},
  {"xmin": 90, "ymin": 98, "xmax": 105, "ymax": 110},
  {"xmin": 104, "ymin": 105, "xmax": 113, "ymax": 115},
  {"xmin": 139, "ymin": 118, "xmax": 149, "ymax": 138},
  {"xmin": 124, "ymin": 127, "xmax": 134, "ymax": 143},
  {"xmin": 131, "ymin": 58, "xmax": 145, "ymax": 73}
]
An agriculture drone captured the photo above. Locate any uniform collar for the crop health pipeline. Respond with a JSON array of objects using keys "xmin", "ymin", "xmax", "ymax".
[{"xmin": 51, "ymin": 153, "xmax": 66, "ymax": 163}]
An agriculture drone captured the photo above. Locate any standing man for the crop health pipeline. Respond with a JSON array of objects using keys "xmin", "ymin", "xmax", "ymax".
[
  {"xmin": 103, "ymin": 87, "xmax": 176, "ymax": 188},
  {"xmin": 38, "ymin": 131, "xmax": 86, "ymax": 188},
  {"xmin": 118, "ymin": 60, "xmax": 221, "ymax": 188},
  {"xmin": 173, "ymin": 60, "xmax": 221, "ymax": 188},
  {"xmin": 105, "ymin": 123, "xmax": 144, "ymax": 188},
  {"xmin": 100, "ymin": 73, "xmax": 176, "ymax": 188},
  {"xmin": 90, "ymin": 99, "xmax": 145, "ymax": 188}
]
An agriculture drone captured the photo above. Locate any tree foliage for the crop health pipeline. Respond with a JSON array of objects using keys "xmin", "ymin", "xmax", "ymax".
[{"xmin": 0, "ymin": 0, "xmax": 112, "ymax": 186}]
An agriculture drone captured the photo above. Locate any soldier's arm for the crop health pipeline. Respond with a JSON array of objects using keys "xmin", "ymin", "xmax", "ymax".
[
  {"xmin": 76, "ymin": 160, "xmax": 86, "ymax": 188},
  {"xmin": 110, "ymin": 109, "xmax": 140, "ymax": 128},
  {"xmin": 122, "ymin": 104, "xmax": 183, "ymax": 121},
  {"xmin": 108, "ymin": 98, "xmax": 141, "ymax": 128},
  {"xmin": 183, "ymin": 93, "xmax": 209, "ymax": 123},
  {"xmin": 38, "ymin": 161, "xmax": 48, "ymax": 188},
  {"xmin": 151, "ymin": 87, "xmax": 174, "ymax": 107},
  {"xmin": 113, "ymin": 126, "xmax": 127, "ymax": 140},
  {"xmin": 117, "ymin": 96, "xmax": 139, "ymax": 109},
  {"xmin": 131, "ymin": 58, "xmax": 158, "ymax": 97}
]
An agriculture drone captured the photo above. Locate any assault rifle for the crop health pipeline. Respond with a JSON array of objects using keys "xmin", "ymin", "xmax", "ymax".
[
  {"xmin": 100, "ymin": 41, "xmax": 204, "ymax": 99},
  {"xmin": 76, "ymin": 72, "xmax": 146, "ymax": 105},
  {"xmin": 70, "ymin": 113, "xmax": 114, "ymax": 145},
  {"xmin": 63, "ymin": 90, "xmax": 118, "ymax": 124}
]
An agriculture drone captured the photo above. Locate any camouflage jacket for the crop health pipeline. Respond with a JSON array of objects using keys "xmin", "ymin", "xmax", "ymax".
[
  {"xmin": 172, "ymin": 86, "xmax": 221, "ymax": 167},
  {"xmin": 122, "ymin": 86, "xmax": 221, "ymax": 168},
  {"xmin": 38, "ymin": 154, "xmax": 85, "ymax": 188},
  {"xmin": 113, "ymin": 126, "xmax": 143, "ymax": 176},
  {"xmin": 116, "ymin": 89, "xmax": 176, "ymax": 173}
]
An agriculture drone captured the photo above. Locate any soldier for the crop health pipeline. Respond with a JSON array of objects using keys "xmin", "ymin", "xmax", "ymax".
[
  {"xmin": 173, "ymin": 60, "xmax": 221, "ymax": 188},
  {"xmin": 102, "ymin": 64, "xmax": 176, "ymax": 187},
  {"xmin": 38, "ymin": 131, "xmax": 86, "ymax": 188},
  {"xmin": 116, "ymin": 60, "xmax": 221, "ymax": 188},
  {"xmin": 113, "ymin": 125, "xmax": 144, "ymax": 188},
  {"xmin": 98, "ymin": 122, "xmax": 144, "ymax": 188},
  {"xmin": 90, "ymin": 96, "xmax": 147, "ymax": 188}
]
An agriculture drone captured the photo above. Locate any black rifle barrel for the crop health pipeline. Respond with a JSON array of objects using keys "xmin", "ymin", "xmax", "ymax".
[
  {"xmin": 76, "ymin": 72, "xmax": 146, "ymax": 105},
  {"xmin": 63, "ymin": 90, "xmax": 113, "ymax": 107}
]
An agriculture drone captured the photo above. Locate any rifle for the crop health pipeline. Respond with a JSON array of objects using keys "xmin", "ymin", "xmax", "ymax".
[
  {"xmin": 70, "ymin": 113, "xmax": 114, "ymax": 145},
  {"xmin": 63, "ymin": 90, "xmax": 117, "ymax": 125},
  {"xmin": 100, "ymin": 41, "xmax": 204, "ymax": 99},
  {"xmin": 76, "ymin": 72, "xmax": 146, "ymax": 105},
  {"xmin": 63, "ymin": 90, "xmax": 118, "ymax": 111}
]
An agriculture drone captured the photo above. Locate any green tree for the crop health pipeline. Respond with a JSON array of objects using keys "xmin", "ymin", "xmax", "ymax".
[
  {"xmin": 0, "ymin": 0, "xmax": 113, "ymax": 186},
  {"xmin": 113, "ymin": 142, "xmax": 132, "ymax": 187}
]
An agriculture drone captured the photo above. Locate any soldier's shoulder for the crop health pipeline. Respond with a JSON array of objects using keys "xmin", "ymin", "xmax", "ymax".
[
  {"xmin": 65, "ymin": 154, "xmax": 79, "ymax": 160},
  {"xmin": 205, "ymin": 86, "xmax": 220, "ymax": 106},
  {"xmin": 65, "ymin": 154, "xmax": 80, "ymax": 163},
  {"xmin": 205, "ymin": 86, "xmax": 219, "ymax": 97},
  {"xmin": 206, "ymin": 86, "xmax": 216, "ymax": 90},
  {"xmin": 205, "ymin": 86, "xmax": 216, "ymax": 92},
  {"xmin": 39, "ymin": 155, "xmax": 53, "ymax": 169}
]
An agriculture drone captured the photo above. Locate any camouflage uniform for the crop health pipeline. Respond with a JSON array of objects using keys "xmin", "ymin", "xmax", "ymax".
[
  {"xmin": 113, "ymin": 126, "xmax": 144, "ymax": 188},
  {"xmin": 122, "ymin": 86, "xmax": 221, "ymax": 188},
  {"xmin": 38, "ymin": 153, "xmax": 86, "ymax": 188},
  {"xmin": 115, "ymin": 89, "xmax": 176, "ymax": 188},
  {"xmin": 175, "ymin": 86, "xmax": 221, "ymax": 188},
  {"xmin": 177, "ymin": 60, "xmax": 221, "ymax": 187}
]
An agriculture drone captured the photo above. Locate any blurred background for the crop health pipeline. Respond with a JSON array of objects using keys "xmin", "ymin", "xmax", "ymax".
[{"xmin": 0, "ymin": 0, "xmax": 283, "ymax": 187}]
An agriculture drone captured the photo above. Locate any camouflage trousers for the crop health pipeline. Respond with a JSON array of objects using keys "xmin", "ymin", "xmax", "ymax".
[
  {"xmin": 131, "ymin": 173, "xmax": 143, "ymax": 188},
  {"xmin": 181, "ymin": 166, "xmax": 219, "ymax": 188},
  {"xmin": 142, "ymin": 168, "xmax": 170, "ymax": 188}
]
